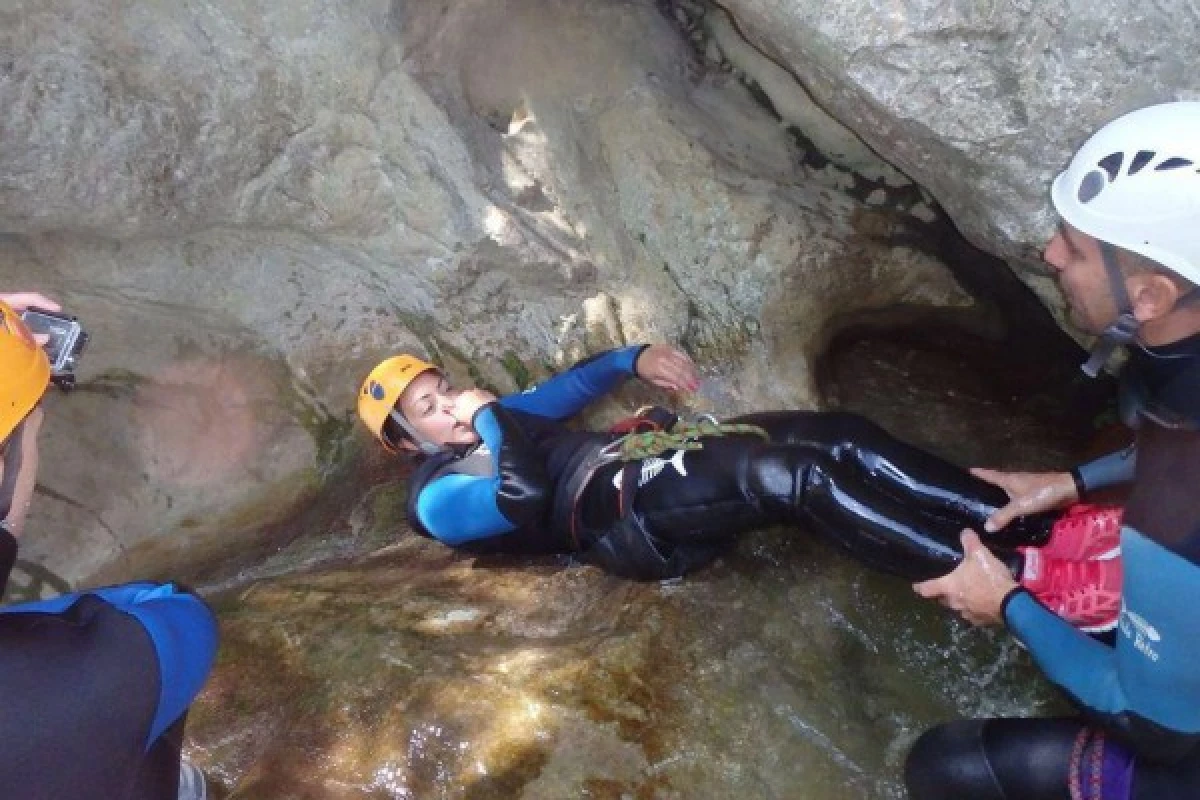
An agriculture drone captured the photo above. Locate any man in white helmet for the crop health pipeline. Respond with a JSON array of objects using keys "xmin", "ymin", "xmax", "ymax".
[{"xmin": 907, "ymin": 102, "xmax": 1200, "ymax": 798}]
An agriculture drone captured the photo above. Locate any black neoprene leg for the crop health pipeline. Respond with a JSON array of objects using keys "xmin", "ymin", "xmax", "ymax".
[
  {"xmin": 727, "ymin": 411, "xmax": 1053, "ymax": 548},
  {"xmin": 1132, "ymin": 748, "xmax": 1200, "ymax": 799},
  {"xmin": 745, "ymin": 442, "xmax": 1013, "ymax": 581},
  {"xmin": 631, "ymin": 437, "xmax": 777, "ymax": 542},
  {"xmin": 631, "ymin": 436, "xmax": 1013, "ymax": 582},
  {"xmin": 907, "ymin": 717, "xmax": 1200, "ymax": 800},
  {"xmin": 905, "ymin": 718, "xmax": 1077, "ymax": 800}
]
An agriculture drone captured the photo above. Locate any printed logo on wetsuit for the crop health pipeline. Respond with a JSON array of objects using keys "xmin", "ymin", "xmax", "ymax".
[
  {"xmin": 1119, "ymin": 602, "xmax": 1161, "ymax": 662},
  {"xmin": 612, "ymin": 449, "xmax": 688, "ymax": 490}
]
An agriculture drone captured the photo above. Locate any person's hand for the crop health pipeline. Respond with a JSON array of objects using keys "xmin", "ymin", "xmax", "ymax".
[
  {"xmin": 0, "ymin": 406, "xmax": 45, "ymax": 538},
  {"xmin": 451, "ymin": 388, "xmax": 498, "ymax": 427},
  {"xmin": 17, "ymin": 405, "xmax": 44, "ymax": 437},
  {"xmin": 971, "ymin": 468, "xmax": 1078, "ymax": 532},
  {"xmin": 913, "ymin": 531, "xmax": 1018, "ymax": 626},
  {"xmin": 0, "ymin": 292, "xmax": 61, "ymax": 313},
  {"xmin": 634, "ymin": 345, "xmax": 700, "ymax": 392},
  {"xmin": 1, "ymin": 292, "xmax": 62, "ymax": 346}
]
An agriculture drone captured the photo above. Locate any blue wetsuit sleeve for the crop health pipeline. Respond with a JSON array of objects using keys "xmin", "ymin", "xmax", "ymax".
[
  {"xmin": 499, "ymin": 345, "xmax": 645, "ymax": 420},
  {"xmin": 1074, "ymin": 446, "xmax": 1136, "ymax": 494},
  {"xmin": 415, "ymin": 403, "xmax": 551, "ymax": 544},
  {"xmin": 1005, "ymin": 526, "xmax": 1200, "ymax": 759},
  {"xmin": 1005, "ymin": 590, "xmax": 1127, "ymax": 708},
  {"xmin": 416, "ymin": 473, "xmax": 516, "ymax": 544}
]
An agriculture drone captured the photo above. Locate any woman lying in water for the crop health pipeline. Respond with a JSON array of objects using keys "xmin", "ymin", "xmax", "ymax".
[{"xmin": 357, "ymin": 343, "xmax": 1122, "ymax": 632}]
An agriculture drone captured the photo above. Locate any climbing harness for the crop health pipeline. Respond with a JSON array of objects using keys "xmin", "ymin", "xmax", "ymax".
[{"xmin": 560, "ymin": 407, "xmax": 769, "ymax": 550}]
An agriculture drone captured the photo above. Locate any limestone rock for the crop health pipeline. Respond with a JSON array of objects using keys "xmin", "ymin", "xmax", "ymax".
[
  {"xmin": 702, "ymin": 5, "xmax": 911, "ymax": 188},
  {"xmin": 711, "ymin": 0, "xmax": 1200, "ymax": 264},
  {"xmin": 1, "ymin": 0, "xmax": 974, "ymax": 585}
]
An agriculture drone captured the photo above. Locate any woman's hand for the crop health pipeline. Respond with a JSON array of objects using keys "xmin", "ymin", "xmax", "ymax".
[
  {"xmin": 970, "ymin": 468, "xmax": 1078, "ymax": 532},
  {"xmin": 635, "ymin": 345, "xmax": 700, "ymax": 393},
  {"xmin": 913, "ymin": 531, "xmax": 1018, "ymax": 627},
  {"xmin": 451, "ymin": 388, "xmax": 498, "ymax": 427}
]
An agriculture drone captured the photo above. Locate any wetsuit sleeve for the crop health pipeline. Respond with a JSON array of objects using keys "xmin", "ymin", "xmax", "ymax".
[
  {"xmin": 0, "ymin": 524, "xmax": 15, "ymax": 596},
  {"xmin": 1004, "ymin": 526, "xmax": 1200, "ymax": 761},
  {"xmin": 1073, "ymin": 446, "xmax": 1136, "ymax": 495},
  {"xmin": 498, "ymin": 345, "xmax": 646, "ymax": 420},
  {"xmin": 415, "ymin": 403, "xmax": 551, "ymax": 545}
]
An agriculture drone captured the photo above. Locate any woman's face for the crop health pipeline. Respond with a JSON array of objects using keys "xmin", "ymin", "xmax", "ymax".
[{"xmin": 396, "ymin": 371, "xmax": 479, "ymax": 447}]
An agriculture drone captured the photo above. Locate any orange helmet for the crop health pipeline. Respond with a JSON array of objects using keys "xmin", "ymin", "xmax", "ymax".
[
  {"xmin": 357, "ymin": 354, "xmax": 440, "ymax": 451},
  {"xmin": 0, "ymin": 300, "xmax": 51, "ymax": 442}
]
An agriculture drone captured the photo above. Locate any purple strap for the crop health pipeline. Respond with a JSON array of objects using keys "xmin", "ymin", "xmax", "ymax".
[{"xmin": 1070, "ymin": 728, "xmax": 1135, "ymax": 800}]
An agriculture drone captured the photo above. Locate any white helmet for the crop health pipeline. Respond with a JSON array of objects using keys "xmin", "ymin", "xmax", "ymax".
[{"xmin": 1051, "ymin": 101, "xmax": 1200, "ymax": 286}]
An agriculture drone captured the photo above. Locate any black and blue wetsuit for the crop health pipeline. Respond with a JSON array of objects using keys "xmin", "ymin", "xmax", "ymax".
[
  {"xmin": 0, "ymin": 529, "xmax": 218, "ymax": 799},
  {"xmin": 906, "ymin": 333, "xmax": 1200, "ymax": 800},
  {"xmin": 407, "ymin": 345, "xmax": 1049, "ymax": 583}
]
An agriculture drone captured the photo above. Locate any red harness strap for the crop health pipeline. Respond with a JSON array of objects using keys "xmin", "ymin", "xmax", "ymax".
[{"xmin": 607, "ymin": 406, "xmax": 678, "ymax": 436}]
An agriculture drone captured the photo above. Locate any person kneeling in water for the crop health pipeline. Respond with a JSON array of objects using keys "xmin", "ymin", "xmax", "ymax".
[
  {"xmin": 357, "ymin": 344, "xmax": 1121, "ymax": 631},
  {"xmin": 0, "ymin": 295, "xmax": 218, "ymax": 800}
]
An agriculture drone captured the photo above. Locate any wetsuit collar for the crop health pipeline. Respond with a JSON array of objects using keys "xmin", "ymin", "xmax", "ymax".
[{"xmin": 1120, "ymin": 331, "xmax": 1200, "ymax": 430}]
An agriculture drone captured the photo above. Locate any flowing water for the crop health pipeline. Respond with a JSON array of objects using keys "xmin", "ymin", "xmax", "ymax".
[{"xmin": 183, "ymin": 324, "xmax": 1114, "ymax": 799}]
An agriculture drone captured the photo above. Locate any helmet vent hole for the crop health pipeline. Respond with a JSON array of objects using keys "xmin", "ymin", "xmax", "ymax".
[
  {"xmin": 1097, "ymin": 152, "xmax": 1123, "ymax": 181},
  {"xmin": 1128, "ymin": 150, "xmax": 1156, "ymax": 175},
  {"xmin": 1078, "ymin": 170, "xmax": 1106, "ymax": 204},
  {"xmin": 1155, "ymin": 157, "xmax": 1194, "ymax": 171}
]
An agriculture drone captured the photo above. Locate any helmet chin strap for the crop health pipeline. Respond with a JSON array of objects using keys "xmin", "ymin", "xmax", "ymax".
[
  {"xmin": 388, "ymin": 409, "xmax": 446, "ymax": 456},
  {"xmin": 1081, "ymin": 242, "xmax": 1141, "ymax": 378}
]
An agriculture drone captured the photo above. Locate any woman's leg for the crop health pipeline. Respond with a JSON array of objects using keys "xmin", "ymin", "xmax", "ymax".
[
  {"xmin": 630, "ymin": 436, "xmax": 1009, "ymax": 582},
  {"xmin": 626, "ymin": 437, "xmax": 777, "ymax": 540},
  {"xmin": 728, "ymin": 411, "xmax": 1053, "ymax": 548}
]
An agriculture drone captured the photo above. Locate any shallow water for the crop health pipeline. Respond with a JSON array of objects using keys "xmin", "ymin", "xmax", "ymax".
[{"xmin": 188, "ymin": 328, "xmax": 1107, "ymax": 799}]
